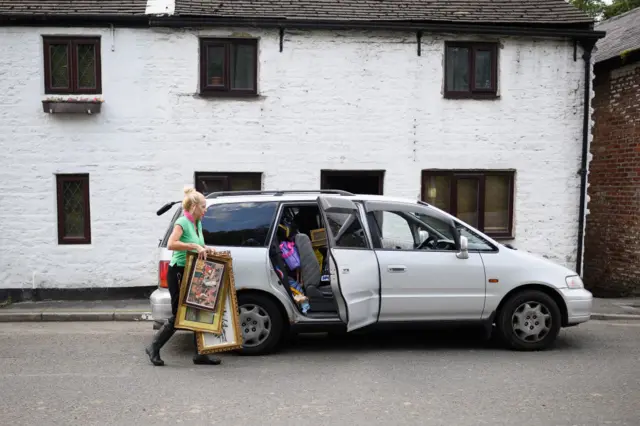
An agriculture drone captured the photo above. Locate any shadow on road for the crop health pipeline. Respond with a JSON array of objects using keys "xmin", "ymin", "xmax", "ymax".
[{"xmin": 170, "ymin": 325, "xmax": 585, "ymax": 356}]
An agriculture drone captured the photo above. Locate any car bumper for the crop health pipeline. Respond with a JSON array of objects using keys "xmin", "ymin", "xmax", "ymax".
[
  {"xmin": 560, "ymin": 288, "xmax": 593, "ymax": 325},
  {"xmin": 150, "ymin": 288, "xmax": 172, "ymax": 323}
]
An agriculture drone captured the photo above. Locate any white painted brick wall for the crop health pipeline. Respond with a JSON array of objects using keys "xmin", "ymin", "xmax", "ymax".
[{"xmin": 0, "ymin": 26, "xmax": 589, "ymax": 289}]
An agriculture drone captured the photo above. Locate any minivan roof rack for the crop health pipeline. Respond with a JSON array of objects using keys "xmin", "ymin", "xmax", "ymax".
[{"xmin": 205, "ymin": 189, "xmax": 354, "ymax": 199}]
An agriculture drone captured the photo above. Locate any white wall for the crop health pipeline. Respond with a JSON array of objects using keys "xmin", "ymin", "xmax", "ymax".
[{"xmin": 0, "ymin": 26, "xmax": 588, "ymax": 289}]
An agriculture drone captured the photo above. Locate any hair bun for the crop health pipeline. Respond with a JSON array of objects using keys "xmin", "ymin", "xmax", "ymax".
[{"xmin": 183, "ymin": 186, "xmax": 196, "ymax": 195}]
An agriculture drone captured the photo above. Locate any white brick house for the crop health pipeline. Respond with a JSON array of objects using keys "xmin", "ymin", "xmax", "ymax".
[{"xmin": 0, "ymin": 1, "xmax": 605, "ymax": 294}]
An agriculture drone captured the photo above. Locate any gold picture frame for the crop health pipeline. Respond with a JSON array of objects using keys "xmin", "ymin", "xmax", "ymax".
[
  {"xmin": 195, "ymin": 272, "xmax": 243, "ymax": 354},
  {"xmin": 174, "ymin": 251, "xmax": 233, "ymax": 334}
]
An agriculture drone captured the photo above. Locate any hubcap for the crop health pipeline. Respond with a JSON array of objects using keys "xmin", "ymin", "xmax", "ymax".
[
  {"xmin": 511, "ymin": 301, "xmax": 552, "ymax": 343},
  {"xmin": 239, "ymin": 304, "xmax": 271, "ymax": 348}
]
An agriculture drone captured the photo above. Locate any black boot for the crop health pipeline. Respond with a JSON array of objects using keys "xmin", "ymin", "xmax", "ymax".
[
  {"xmin": 145, "ymin": 319, "xmax": 176, "ymax": 366},
  {"xmin": 192, "ymin": 333, "xmax": 222, "ymax": 365}
]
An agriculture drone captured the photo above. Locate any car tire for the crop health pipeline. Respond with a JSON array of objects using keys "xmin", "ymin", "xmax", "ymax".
[
  {"xmin": 496, "ymin": 290, "xmax": 562, "ymax": 351},
  {"xmin": 236, "ymin": 292, "xmax": 284, "ymax": 356}
]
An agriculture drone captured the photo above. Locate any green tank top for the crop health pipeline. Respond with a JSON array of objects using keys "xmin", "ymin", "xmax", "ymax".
[{"xmin": 170, "ymin": 216, "xmax": 205, "ymax": 267}]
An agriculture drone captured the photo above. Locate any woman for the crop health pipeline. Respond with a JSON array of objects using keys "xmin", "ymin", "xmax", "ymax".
[{"xmin": 145, "ymin": 187, "xmax": 222, "ymax": 366}]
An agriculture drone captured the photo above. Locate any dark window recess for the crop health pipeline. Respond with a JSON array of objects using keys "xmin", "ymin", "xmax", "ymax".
[
  {"xmin": 421, "ymin": 170, "xmax": 515, "ymax": 238},
  {"xmin": 202, "ymin": 202, "xmax": 278, "ymax": 247},
  {"xmin": 199, "ymin": 38, "xmax": 258, "ymax": 96},
  {"xmin": 444, "ymin": 42, "xmax": 497, "ymax": 98},
  {"xmin": 56, "ymin": 174, "xmax": 91, "ymax": 244},
  {"xmin": 194, "ymin": 172, "xmax": 262, "ymax": 196},
  {"xmin": 320, "ymin": 170, "xmax": 385, "ymax": 195},
  {"xmin": 43, "ymin": 36, "xmax": 101, "ymax": 95}
]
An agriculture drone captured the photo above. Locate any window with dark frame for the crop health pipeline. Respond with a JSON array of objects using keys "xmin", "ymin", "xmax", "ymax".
[
  {"xmin": 43, "ymin": 36, "xmax": 101, "ymax": 95},
  {"xmin": 421, "ymin": 170, "xmax": 514, "ymax": 238},
  {"xmin": 199, "ymin": 38, "xmax": 258, "ymax": 96},
  {"xmin": 194, "ymin": 172, "xmax": 262, "ymax": 196},
  {"xmin": 444, "ymin": 41, "xmax": 498, "ymax": 98},
  {"xmin": 56, "ymin": 174, "xmax": 91, "ymax": 244}
]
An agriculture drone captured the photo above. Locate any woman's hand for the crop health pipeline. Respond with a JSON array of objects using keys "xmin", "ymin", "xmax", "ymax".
[
  {"xmin": 195, "ymin": 245, "xmax": 208, "ymax": 260},
  {"xmin": 206, "ymin": 247, "xmax": 217, "ymax": 255}
]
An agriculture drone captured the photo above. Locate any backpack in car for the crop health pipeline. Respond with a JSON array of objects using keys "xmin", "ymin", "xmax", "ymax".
[{"xmin": 279, "ymin": 241, "xmax": 301, "ymax": 271}]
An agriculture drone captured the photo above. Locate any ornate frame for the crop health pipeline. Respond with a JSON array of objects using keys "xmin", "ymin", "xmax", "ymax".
[{"xmin": 174, "ymin": 251, "xmax": 233, "ymax": 334}]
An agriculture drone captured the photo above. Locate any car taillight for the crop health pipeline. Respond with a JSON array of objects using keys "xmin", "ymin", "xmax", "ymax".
[{"xmin": 158, "ymin": 261, "xmax": 169, "ymax": 288}]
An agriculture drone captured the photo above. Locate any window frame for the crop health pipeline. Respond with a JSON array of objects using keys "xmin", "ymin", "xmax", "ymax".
[
  {"xmin": 194, "ymin": 172, "xmax": 262, "ymax": 195},
  {"xmin": 43, "ymin": 36, "xmax": 102, "ymax": 95},
  {"xmin": 421, "ymin": 170, "xmax": 515, "ymax": 239},
  {"xmin": 56, "ymin": 173, "xmax": 91, "ymax": 245},
  {"xmin": 444, "ymin": 41, "xmax": 498, "ymax": 99},
  {"xmin": 199, "ymin": 38, "xmax": 259, "ymax": 97}
]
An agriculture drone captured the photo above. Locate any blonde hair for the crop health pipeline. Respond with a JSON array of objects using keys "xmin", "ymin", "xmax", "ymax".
[{"xmin": 182, "ymin": 187, "xmax": 205, "ymax": 211}]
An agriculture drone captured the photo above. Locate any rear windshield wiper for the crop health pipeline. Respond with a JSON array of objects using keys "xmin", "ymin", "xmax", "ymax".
[{"xmin": 156, "ymin": 201, "xmax": 180, "ymax": 216}]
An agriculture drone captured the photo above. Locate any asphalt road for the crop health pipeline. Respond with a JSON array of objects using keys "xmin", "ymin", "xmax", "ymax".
[{"xmin": 0, "ymin": 321, "xmax": 638, "ymax": 426}]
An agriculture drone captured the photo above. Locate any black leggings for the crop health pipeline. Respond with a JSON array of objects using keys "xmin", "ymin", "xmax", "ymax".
[{"xmin": 167, "ymin": 265, "xmax": 185, "ymax": 318}]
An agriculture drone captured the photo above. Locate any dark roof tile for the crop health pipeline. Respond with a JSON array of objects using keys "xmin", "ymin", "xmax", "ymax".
[
  {"xmin": 0, "ymin": 0, "xmax": 147, "ymax": 16},
  {"xmin": 594, "ymin": 6, "xmax": 640, "ymax": 63},
  {"xmin": 174, "ymin": 0, "xmax": 593, "ymax": 24}
]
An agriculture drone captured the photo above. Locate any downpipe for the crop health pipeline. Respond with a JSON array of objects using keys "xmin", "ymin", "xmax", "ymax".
[{"xmin": 576, "ymin": 39, "xmax": 597, "ymax": 277}]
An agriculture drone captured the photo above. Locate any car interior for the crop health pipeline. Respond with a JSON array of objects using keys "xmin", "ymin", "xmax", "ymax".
[{"xmin": 268, "ymin": 203, "xmax": 339, "ymax": 317}]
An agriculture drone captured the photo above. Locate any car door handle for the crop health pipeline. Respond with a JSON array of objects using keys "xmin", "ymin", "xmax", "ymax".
[{"xmin": 388, "ymin": 265, "xmax": 406, "ymax": 273}]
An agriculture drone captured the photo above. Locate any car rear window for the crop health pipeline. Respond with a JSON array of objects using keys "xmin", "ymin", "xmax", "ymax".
[{"xmin": 202, "ymin": 202, "xmax": 278, "ymax": 247}]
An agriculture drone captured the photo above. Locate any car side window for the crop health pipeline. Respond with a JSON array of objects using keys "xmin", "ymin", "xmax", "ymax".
[
  {"xmin": 202, "ymin": 202, "xmax": 278, "ymax": 247},
  {"xmin": 456, "ymin": 223, "xmax": 495, "ymax": 251},
  {"xmin": 325, "ymin": 211, "xmax": 368, "ymax": 249},
  {"xmin": 372, "ymin": 211, "xmax": 415, "ymax": 250}
]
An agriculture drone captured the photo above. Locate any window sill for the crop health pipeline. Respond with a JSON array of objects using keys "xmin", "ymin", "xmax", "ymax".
[
  {"xmin": 444, "ymin": 92, "xmax": 499, "ymax": 100},
  {"xmin": 488, "ymin": 234, "xmax": 514, "ymax": 241},
  {"xmin": 197, "ymin": 91, "xmax": 261, "ymax": 100},
  {"xmin": 43, "ymin": 98, "xmax": 103, "ymax": 114}
]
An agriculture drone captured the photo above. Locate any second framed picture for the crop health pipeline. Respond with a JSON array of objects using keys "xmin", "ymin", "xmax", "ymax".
[{"xmin": 184, "ymin": 256, "xmax": 226, "ymax": 312}]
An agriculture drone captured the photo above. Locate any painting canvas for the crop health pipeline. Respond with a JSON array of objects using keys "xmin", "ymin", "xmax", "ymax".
[
  {"xmin": 184, "ymin": 257, "xmax": 225, "ymax": 312},
  {"xmin": 174, "ymin": 251, "xmax": 233, "ymax": 334}
]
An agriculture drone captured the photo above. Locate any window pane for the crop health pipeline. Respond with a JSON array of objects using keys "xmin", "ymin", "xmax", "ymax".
[
  {"xmin": 50, "ymin": 44, "xmax": 70, "ymax": 88},
  {"xmin": 484, "ymin": 175, "xmax": 511, "ymax": 234},
  {"xmin": 325, "ymin": 212, "xmax": 368, "ymax": 249},
  {"xmin": 62, "ymin": 180, "xmax": 85, "ymax": 238},
  {"xmin": 456, "ymin": 178, "xmax": 479, "ymax": 228},
  {"xmin": 197, "ymin": 177, "xmax": 228, "ymax": 195},
  {"xmin": 412, "ymin": 211, "xmax": 457, "ymax": 251},
  {"xmin": 202, "ymin": 202, "xmax": 277, "ymax": 247},
  {"xmin": 423, "ymin": 175, "xmax": 450, "ymax": 211},
  {"xmin": 229, "ymin": 173, "xmax": 261, "ymax": 191},
  {"xmin": 206, "ymin": 46, "xmax": 225, "ymax": 86},
  {"xmin": 375, "ymin": 212, "xmax": 415, "ymax": 250},
  {"xmin": 446, "ymin": 47, "xmax": 469, "ymax": 91},
  {"xmin": 456, "ymin": 224, "xmax": 494, "ymax": 251},
  {"xmin": 474, "ymin": 50, "xmax": 492, "ymax": 90},
  {"xmin": 230, "ymin": 44, "xmax": 256, "ymax": 90},
  {"xmin": 77, "ymin": 44, "xmax": 97, "ymax": 89}
]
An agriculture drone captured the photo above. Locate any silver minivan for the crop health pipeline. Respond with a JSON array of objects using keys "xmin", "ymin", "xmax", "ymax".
[{"xmin": 151, "ymin": 190, "xmax": 593, "ymax": 355}]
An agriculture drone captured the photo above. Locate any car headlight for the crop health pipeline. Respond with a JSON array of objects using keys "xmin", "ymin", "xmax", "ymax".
[{"xmin": 565, "ymin": 275, "xmax": 584, "ymax": 289}]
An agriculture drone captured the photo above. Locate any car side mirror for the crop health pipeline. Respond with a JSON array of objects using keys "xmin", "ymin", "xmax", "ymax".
[
  {"xmin": 418, "ymin": 230, "xmax": 429, "ymax": 244},
  {"xmin": 456, "ymin": 235, "xmax": 469, "ymax": 259}
]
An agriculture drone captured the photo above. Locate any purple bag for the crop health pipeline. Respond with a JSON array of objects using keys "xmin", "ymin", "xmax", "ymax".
[{"xmin": 279, "ymin": 241, "xmax": 301, "ymax": 271}]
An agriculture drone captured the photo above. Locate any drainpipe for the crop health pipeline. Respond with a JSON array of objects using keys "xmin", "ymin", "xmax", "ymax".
[{"xmin": 576, "ymin": 39, "xmax": 597, "ymax": 276}]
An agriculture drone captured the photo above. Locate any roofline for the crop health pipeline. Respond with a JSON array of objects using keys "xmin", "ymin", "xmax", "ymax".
[
  {"xmin": 0, "ymin": 14, "xmax": 150, "ymax": 27},
  {"xmin": 594, "ymin": 47, "xmax": 640, "ymax": 72},
  {"xmin": 148, "ymin": 16, "xmax": 605, "ymax": 40},
  {"xmin": 0, "ymin": 14, "xmax": 605, "ymax": 40}
]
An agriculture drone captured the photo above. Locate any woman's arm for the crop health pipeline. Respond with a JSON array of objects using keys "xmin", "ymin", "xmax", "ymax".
[{"xmin": 167, "ymin": 224, "xmax": 207, "ymax": 258}]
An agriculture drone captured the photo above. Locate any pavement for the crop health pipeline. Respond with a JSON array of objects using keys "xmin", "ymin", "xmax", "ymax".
[
  {"xmin": 0, "ymin": 297, "xmax": 638, "ymax": 322},
  {"xmin": 0, "ymin": 320, "xmax": 638, "ymax": 425}
]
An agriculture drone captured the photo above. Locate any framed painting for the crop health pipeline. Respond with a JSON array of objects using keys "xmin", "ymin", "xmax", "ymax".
[
  {"xmin": 195, "ymin": 272, "xmax": 243, "ymax": 354},
  {"xmin": 174, "ymin": 251, "xmax": 233, "ymax": 334},
  {"xmin": 184, "ymin": 256, "xmax": 226, "ymax": 312}
]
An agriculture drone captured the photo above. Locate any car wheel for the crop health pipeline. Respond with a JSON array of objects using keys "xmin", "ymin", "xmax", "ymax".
[
  {"xmin": 236, "ymin": 293, "xmax": 284, "ymax": 356},
  {"xmin": 496, "ymin": 290, "xmax": 562, "ymax": 351}
]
